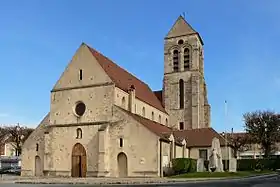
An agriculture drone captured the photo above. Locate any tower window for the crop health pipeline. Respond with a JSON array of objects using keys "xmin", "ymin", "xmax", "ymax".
[
  {"xmin": 36, "ymin": 143, "xmax": 39, "ymax": 151},
  {"xmin": 120, "ymin": 138, "xmax": 123, "ymax": 147},
  {"xmin": 179, "ymin": 79, "xmax": 184, "ymax": 109},
  {"xmin": 179, "ymin": 122, "xmax": 184, "ymax": 130},
  {"xmin": 158, "ymin": 115, "xmax": 161, "ymax": 123},
  {"xmin": 79, "ymin": 69, "xmax": 83, "ymax": 80},
  {"xmin": 178, "ymin": 39, "xmax": 184, "ymax": 45},
  {"xmin": 151, "ymin": 111, "xmax": 154, "ymax": 120},
  {"xmin": 165, "ymin": 118, "xmax": 168, "ymax": 125},
  {"xmin": 173, "ymin": 50, "xmax": 179, "ymax": 72},
  {"xmin": 184, "ymin": 48, "xmax": 190, "ymax": 70}
]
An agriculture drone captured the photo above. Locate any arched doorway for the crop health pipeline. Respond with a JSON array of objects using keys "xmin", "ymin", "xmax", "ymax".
[
  {"xmin": 35, "ymin": 156, "xmax": 42, "ymax": 176},
  {"xmin": 71, "ymin": 143, "xmax": 87, "ymax": 177},
  {"xmin": 117, "ymin": 152, "xmax": 128, "ymax": 177}
]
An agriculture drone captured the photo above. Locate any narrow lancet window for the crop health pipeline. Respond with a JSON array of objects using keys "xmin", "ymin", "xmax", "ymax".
[
  {"xmin": 79, "ymin": 69, "xmax": 83, "ymax": 80},
  {"xmin": 179, "ymin": 79, "xmax": 184, "ymax": 109},
  {"xmin": 184, "ymin": 48, "xmax": 190, "ymax": 70},
  {"xmin": 173, "ymin": 50, "xmax": 179, "ymax": 72}
]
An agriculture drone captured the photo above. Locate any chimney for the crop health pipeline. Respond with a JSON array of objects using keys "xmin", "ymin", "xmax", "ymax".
[{"xmin": 128, "ymin": 85, "xmax": 135, "ymax": 113}]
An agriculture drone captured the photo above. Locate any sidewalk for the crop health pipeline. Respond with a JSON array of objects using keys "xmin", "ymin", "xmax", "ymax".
[
  {"xmin": 0, "ymin": 175, "xmax": 219, "ymax": 185},
  {"xmin": 0, "ymin": 173, "xmax": 278, "ymax": 185}
]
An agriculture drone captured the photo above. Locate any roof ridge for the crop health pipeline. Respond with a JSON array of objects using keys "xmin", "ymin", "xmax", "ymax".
[
  {"xmin": 85, "ymin": 44, "xmax": 151, "ymax": 88},
  {"xmin": 116, "ymin": 105, "xmax": 171, "ymax": 130}
]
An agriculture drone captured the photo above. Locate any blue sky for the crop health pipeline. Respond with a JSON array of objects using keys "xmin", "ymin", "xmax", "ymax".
[{"xmin": 0, "ymin": 0, "xmax": 280, "ymax": 132}]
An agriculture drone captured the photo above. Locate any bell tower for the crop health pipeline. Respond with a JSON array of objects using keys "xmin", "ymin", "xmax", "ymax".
[{"xmin": 163, "ymin": 15, "xmax": 210, "ymax": 130}]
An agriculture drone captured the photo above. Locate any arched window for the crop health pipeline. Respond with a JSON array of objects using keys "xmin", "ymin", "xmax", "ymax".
[
  {"xmin": 79, "ymin": 69, "xmax": 83, "ymax": 80},
  {"xmin": 76, "ymin": 128, "xmax": 82, "ymax": 139},
  {"xmin": 158, "ymin": 115, "xmax": 162, "ymax": 123},
  {"xmin": 184, "ymin": 48, "xmax": 190, "ymax": 70},
  {"xmin": 121, "ymin": 97, "xmax": 126, "ymax": 108},
  {"xmin": 120, "ymin": 138, "xmax": 123, "ymax": 147},
  {"xmin": 36, "ymin": 143, "xmax": 39, "ymax": 151},
  {"xmin": 142, "ymin": 107, "xmax": 146, "ymax": 117},
  {"xmin": 165, "ymin": 118, "xmax": 168, "ymax": 125},
  {"xmin": 173, "ymin": 50, "xmax": 179, "ymax": 72},
  {"xmin": 179, "ymin": 79, "xmax": 184, "ymax": 109},
  {"xmin": 151, "ymin": 112, "xmax": 154, "ymax": 120}
]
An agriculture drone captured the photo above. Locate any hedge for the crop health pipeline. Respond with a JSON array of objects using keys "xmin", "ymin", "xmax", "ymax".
[
  {"xmin": 204, "ymin": 158, "xmax": 280, "ymax": 171},
  {"xmin": 237, "ymin": 158, "xmax": 280, "ymax": 171},
  {"xmin": 172, "ymin": 158, "xmax": 280, "ymax": 174},
  {"xmin": 172, "ymin": 158, "xmax": 197, "ymax": 174}
]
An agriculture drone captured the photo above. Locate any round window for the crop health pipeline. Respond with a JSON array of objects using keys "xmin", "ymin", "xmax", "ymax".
[
  {"xmin": 178, "ymin": 39, "xmax": 184, "ymax": 45},
  {"xmin": 74, "ymin": 102, "xmax": 86, "ymax": 117}
]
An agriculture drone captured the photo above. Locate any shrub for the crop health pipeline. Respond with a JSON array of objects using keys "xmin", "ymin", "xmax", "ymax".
[
  {"xmin": 237, "ymin": 158, "xmax": 280, "ymax": 171},
  {"xmin": 172, "ymin": 158, "xmax": 197, "ymax": 174},
  {"xmin": 237, "ymin": 159, "xmax": 257, "ymax": 171},
  {"xmin": 189, "ymin": 159, "xmax": 197, "ymax": 172}
]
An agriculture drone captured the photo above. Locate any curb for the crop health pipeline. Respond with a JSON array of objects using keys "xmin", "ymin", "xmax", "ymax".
[
  {"xmin": 10, "ymin": 173, "xmax": 279, "ymax": 185},
  {"xmin": 14, "ymin": 179, "xmax": 216, "ymax": 185}
]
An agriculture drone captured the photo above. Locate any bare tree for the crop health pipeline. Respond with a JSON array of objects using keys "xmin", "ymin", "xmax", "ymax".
[
  {"xmin": 0, "ymin": 126, "xmax": 8, "ymax": 154},
  {"xmin": 244, "ymin": 110, "xmax": 280, "ymax": 158},
  {"xmin": 224, "ymin": 133, "xmax": 250, "ymax": 158},
  {"xmin": 5, "ymin": 124, "xmax": 34, "ymax": 156}
]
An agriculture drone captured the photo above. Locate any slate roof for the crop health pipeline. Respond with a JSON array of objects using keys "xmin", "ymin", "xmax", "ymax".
[
  {"xmin": 153, "ymin": 90, "xmax": 163, "ymax": 106},
  {"xmin": 87, "ymin": 44, "xmax": 166, "ymax": 114},
  {"xmin": 165, "ymin": 15, "xmax": 204, "ymax": 45}
]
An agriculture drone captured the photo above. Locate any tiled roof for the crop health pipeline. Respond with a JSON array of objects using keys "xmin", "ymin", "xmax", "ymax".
[
  {"xmin": 117, "ymin": 106, "xmax": 186, "ymax": 145},
  {"xmin": 117, "ymin": 106, "xmax": 171, "ymax": 140},
  {"xmin": 116, "ymin": 107, "xmax": 225, "ymax": 147},
  {"xmin": 87, "ymin": 44, "xmax": 166, "ymax": 114},
  {"xmin": 173, "ymin": 128, "xmax": 226, "ymax": 148},
  {"xmin": 221, "ymin": 132, "xmax": 247, "ymax": 138}
]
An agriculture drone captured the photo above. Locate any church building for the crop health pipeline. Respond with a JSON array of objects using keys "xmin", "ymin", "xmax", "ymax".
[{"xmin": 21, "ymin": 16, "xmax": 229, "ymax": 178}]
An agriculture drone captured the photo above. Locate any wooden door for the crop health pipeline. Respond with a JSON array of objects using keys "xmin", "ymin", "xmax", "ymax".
[{"xmin": 71, "ymin": 143, "xmax": 87, "ymax": 177}]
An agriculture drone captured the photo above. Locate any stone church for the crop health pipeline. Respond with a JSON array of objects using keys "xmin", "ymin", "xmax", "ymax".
[{"xmin": 21, "ymin": 16, "xmax": 229, "ymax": 178}]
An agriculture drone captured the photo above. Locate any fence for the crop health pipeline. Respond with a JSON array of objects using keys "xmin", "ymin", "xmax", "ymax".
[{"xmin": 0, "ymin": 156, "xmax": 21, "ymax": 169}]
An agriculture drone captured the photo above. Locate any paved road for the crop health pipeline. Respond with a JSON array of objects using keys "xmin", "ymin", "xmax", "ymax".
[{"xmin": 0, "ymin": 175, "xmax": 280, "ymax": 187}]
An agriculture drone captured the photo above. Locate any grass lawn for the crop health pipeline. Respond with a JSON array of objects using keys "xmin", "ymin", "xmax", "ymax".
[{"xmin": 170, "ymin": 170, "xmax": 277, "ymax": 178}]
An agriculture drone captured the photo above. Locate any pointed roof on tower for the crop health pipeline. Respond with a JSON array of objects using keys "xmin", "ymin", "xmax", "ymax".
[{"xmin": 165, "ymin": 15, "xmax": 203, "ymax": 45}]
